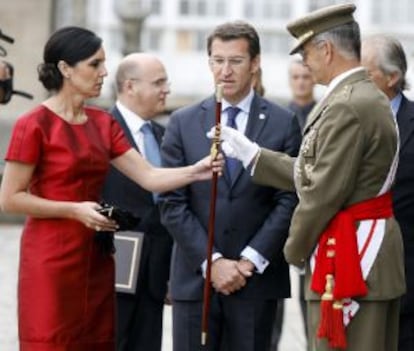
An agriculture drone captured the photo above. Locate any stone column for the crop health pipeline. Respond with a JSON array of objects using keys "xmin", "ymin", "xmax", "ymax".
[
  {"xmin": 115, "ymin": 0, "xmax": 149, "ymax": 55},
  {"xmin": 52, "ymin": 0, "xmax": 87, "ymax": 29}
]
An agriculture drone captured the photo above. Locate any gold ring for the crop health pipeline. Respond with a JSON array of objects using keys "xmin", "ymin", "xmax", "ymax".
[{"xmin": 95, "ymin": 225, "xmax": 101, "ymax": 231}]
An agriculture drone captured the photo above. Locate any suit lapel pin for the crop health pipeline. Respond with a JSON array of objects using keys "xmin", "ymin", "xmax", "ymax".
[{"xmin": 259, "ymin": 113, "xmax": 266, "ymax": 120}]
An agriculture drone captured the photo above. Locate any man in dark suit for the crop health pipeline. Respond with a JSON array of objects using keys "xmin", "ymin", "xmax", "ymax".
[
  {"xmin": 102, "ymin": 53, "xmax": 172, "ymax": 351},
  {"xmin": 287, "ymin": 58, "xmax": 317, "ymax": 131},
  {"xmin": 159, "ymin": 21, "xmax": 301, "ymax": 351},
  {"xmin": 362, "ymin": 34, "xmax": 414, "ymax": 351}
]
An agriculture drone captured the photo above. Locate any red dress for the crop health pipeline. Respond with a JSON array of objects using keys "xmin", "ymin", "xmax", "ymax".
[{"xmin": 5, "ymin": 105, "xmax": 131, "ymax": 351}]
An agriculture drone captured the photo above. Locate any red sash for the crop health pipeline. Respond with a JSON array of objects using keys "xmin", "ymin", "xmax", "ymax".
[
  {"xmin": 311, "ymin": 192, "xmax": 393, "ymax": 349},
  {"xmin": 311, "ymin": 192, "xmax": 393, "ymax": 298}
]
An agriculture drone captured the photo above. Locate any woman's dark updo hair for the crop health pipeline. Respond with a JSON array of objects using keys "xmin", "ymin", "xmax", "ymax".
[{"xmin": 38, "ymin": 26, "xmax": 102, "ymax": 92}]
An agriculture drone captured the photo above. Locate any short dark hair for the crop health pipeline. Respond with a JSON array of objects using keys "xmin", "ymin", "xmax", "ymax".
[
  {"xmin": 38, "ymin": 26, "xmax": 102, "ymax": 91},
  {"xmin": 207, "ymin": 21, "xmax": 260, "ymax": 59}
]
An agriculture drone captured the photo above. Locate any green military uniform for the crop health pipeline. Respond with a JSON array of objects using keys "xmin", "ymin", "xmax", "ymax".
[
  {"xmin": 254, "ymin": 69, "xmax": 405, "ymax": 349},
  {"xmin": 251, "ymin": 4, "xmax": 405, "ymax": 350}
]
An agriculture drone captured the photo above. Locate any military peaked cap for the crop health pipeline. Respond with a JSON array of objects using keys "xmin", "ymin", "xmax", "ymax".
[{"xmin": 287, "ymin": 3, "xmax": 356, "ymax": 54}]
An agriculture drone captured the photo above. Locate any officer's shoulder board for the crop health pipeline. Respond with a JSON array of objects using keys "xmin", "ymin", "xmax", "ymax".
[{"xmin": 335, "ymin": 84, "xmax": 353, "ymax": 102}]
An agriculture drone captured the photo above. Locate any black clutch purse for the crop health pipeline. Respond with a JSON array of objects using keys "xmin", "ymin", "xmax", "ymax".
[{"xmin": 94, "ymin": 203, "xmax": 141, "ymax": 255}]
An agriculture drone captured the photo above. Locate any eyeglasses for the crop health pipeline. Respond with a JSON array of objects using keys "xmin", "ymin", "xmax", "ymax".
[
  {"xmin": 128, "ymin": 77, "xmax": 171, "ymax": 89},
  {"xmin": 209, "ymin": 56, "xmax": 248, "ymax": 69}
]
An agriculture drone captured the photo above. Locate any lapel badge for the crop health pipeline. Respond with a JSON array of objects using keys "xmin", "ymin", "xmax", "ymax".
[{"xmin": 259, "ymin": 113, "xmax": 266, "ymax": 120}]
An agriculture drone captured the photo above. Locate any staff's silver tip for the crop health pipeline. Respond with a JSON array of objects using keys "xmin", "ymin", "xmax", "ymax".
[{"xmin": 201, "ymin": 331, "xmax": 207, "ymax": 345}]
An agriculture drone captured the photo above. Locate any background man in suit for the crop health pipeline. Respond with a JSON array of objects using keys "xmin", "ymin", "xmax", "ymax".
[
  {"xmin": 102, "ymin": 53, "xmax": 172, "ymax": 351},
  {"xmin": 287, "ymin": 58, "xmax": 317, "ymax": 131},
  {"xmin": 270, "ymin": 57, "xmax": 315, "ymax": 351},
  {"xmin": 215, "ymin": 4, "xmax": 405, "ymax": 351},
  {"xmin": 159, "ymin": 21, "xmax": 301, "ymax": 351},
  {"xmin": 361, "ymin": 34, "xmax": 414, "ymax": 351}
]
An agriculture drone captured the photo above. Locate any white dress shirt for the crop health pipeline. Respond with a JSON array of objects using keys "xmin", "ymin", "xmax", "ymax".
[{"xmin": 202, "ymin": 89, "xmax": 269, "ymax": 275}]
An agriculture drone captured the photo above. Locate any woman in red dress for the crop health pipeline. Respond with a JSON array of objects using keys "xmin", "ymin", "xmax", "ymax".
[{"xmin": 0, "ymin": 27, "xmax": 220, "ymax": 351}]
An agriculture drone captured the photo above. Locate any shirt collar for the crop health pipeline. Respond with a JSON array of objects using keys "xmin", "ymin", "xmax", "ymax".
[
  {"xmin": 324, "ymin": 67, "xmax": 365, "ymax": 98},
  {"xmin": 221, "ymin": 88, "xmax": 254, "ymax": 114},
  {"xmin": 116, "ymin": 101, "xmax": 146, "ymax": 134},
  {"xmin": 390, "ymin": 93, "xmax": 403, "ymax": 117}
]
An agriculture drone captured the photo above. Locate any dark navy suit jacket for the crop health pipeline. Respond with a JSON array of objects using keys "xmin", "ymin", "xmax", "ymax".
[
  {"xmin": 102, "ymin": 107, "xmax": 172, "ymax": 300},
  {"xmin": 394, "ymin": 94, "xmax": 414, "ymax": 314},
  {"xmin": 159, "ymin": 93, "xmax": 301, "ymax": 300}
]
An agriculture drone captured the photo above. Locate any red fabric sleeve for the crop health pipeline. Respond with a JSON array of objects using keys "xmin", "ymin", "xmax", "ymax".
[
  {"xmin": 5, "ymin": 115, "xmax": 42, "ymax": 164},
  {"xmin": 109, "ymin": 117, "xmax": 131, "ymax": 159}
]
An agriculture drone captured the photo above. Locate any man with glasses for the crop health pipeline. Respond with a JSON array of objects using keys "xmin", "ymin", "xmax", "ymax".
[
  {"xmin": 159, "ymin": 21, "xmax": 301, "ymax": 351},
  {"xmin": 214, "ymin": 4, "xmax": 405, "ymax": 351},
  {"xmin": 102, "ymin": 53, "xmax": 172, "ymax": 351}
]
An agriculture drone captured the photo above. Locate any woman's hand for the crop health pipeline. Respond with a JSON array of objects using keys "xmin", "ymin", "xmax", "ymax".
[
  {"xmin": 192, "ymin": 153, "xmax": 224, "ymax": 181},
  {"xmin": 72, "ymin": 201, "xmax": 119, "ymax": 232}
]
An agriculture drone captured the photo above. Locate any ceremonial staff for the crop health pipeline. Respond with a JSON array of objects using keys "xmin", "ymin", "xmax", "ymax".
[{"xmin": 201, "ymin": 83, "xmax": 223, "ymax": 345}]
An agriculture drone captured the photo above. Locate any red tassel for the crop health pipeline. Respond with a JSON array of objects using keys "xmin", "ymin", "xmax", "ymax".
[
  {"xmin": 329, "ymin": 300, "xmax": 347, "ymax": 349},
  {"xmin": 317, "ymin": 299, "xmax": 333, "ymax": 338},
  {"xmin": 317, "ymin": 274, "xmax": 334, "ymax": 339}
]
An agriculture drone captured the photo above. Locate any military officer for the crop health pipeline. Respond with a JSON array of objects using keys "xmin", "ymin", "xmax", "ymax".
[{"xmin": 211, "ymin": 4, "xmax": 405, "ymax": 351}]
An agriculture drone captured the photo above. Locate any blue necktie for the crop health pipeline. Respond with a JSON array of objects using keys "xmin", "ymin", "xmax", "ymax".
[
  {"xmin": 141, "ymin": 123, "xmax": 161, "ymax": 201},
  {"xmin": 226, "ymin": 106, "xmax": 241, "ymax": 179}
]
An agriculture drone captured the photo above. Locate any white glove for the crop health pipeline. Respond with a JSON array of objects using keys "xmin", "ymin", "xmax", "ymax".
[{"xmin": 207, "ymin": 125, "xmax": 260, "ymax": 169}]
